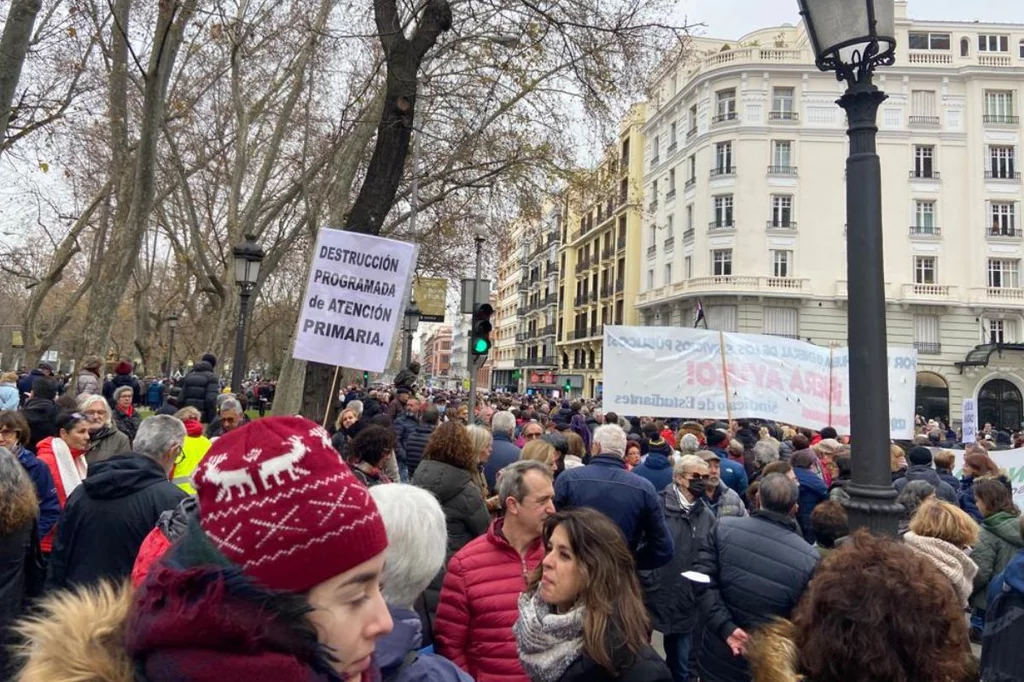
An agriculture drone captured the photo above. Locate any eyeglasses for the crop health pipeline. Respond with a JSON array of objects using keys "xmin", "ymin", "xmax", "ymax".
[
  {"xmin": 523, "ymin": 431, "xmax": 543, "ymax": 440},
  {"xmin": 173, "ymin": 444, "xmax": 186, "ymax": 465},
  {"xmin": 686, "ymin": 473, "xmax": 709, "ymax": 481}
]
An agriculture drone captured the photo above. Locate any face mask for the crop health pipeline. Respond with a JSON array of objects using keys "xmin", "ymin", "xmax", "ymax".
[{"xmin": 687, "ymin": 478, "xmax": 707, "ymax": 497}]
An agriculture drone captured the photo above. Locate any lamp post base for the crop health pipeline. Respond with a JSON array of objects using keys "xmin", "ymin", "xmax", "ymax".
[{"xmin": 843, "ymin": 482, "xmax": 902, "ymax": 537}]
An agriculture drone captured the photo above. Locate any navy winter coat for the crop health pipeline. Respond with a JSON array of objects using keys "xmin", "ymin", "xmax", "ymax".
[
  {"xmin": 709, "ymin": 447, "xmax": 749, "ymax": 499},
  {"xmin": 794, "ymin": 467, "xmax": 828, "ymax": 544},
  {"xmin": 894, "ymin": 464, "xmax": 958, "ymax": 504},
  {"xmin": 483, "ymin": 431, "xmax": 521, "ymax": 492},
  {"xmin": 15, "ymin": 446, "xmax": 59, "ymax": 540},
  {"xmin": 403, "ymin": 423, "xmax": 435, "ymax": 475},
  {"xmin": 377, "ymin": 606, "xmax": 472, "ymax": 682},
  {"xmin": 554, "ymin": 454, "xmax": 674, "ymax": 570},
  {"xmin": 632, "ymin": 451, "xmax": 674, "ymax": 493}
]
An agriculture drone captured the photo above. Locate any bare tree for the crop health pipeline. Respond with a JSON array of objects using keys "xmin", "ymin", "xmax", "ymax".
[{"xmin": 0, "ymin": 0, "xmax": 43, "ymax": 144}]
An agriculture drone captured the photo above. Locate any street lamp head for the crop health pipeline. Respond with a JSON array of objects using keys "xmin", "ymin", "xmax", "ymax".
[
  {"xmin": 797, "ymin": 0, "xmax": 895, "ymax": 84},
  {"xmin": 473, "ymin": 222, "xmax": 488, "ymax": 242},
  {"xmin": 233, "ymin": 233, "xmax": 265, "ymax": 287},
  {"xmin": 404, "ymin": 301, "xmax": 422, "ymax": 329},
  {"xmin": 168, "ymin": 313, "xmax": 179, "ymax": 330}
]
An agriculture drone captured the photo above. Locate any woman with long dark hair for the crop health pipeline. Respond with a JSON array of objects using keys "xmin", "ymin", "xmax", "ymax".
[
  {"xmin": 959, "ymin": 450, "xmax": 1013, "ymax": 522},
  {"xmin": 514, "ymin": 508, "xmax": 671, "ymax": 682}
]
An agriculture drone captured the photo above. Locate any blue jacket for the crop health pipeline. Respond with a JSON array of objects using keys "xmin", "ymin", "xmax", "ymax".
[
  {"xmin": 554, "ymin": 454, "xmax": 674, "ymax": 570},
  {"xmin": 378, "ymin": 605, "xmax": 472, "ymax": 682},
  {"xmin": 16, "ymin": 446, "xmax": 60, "ymax": 540},
  {"xmin": 0, "ymin": 383, "xmax": 18, "ymax": 411},
  {"xmin": 483, "ymin": 431, "xmax": 521, "ymax": 492},
  {"xmin": 633, "ymin": 452, "xmax": 674, "ymax": 493},
  {"xmin": 794, "ymin": 467, "xmax": 829, "ymax": 544},
  {"xmin": 16, "ymin": 369, "xmax": 46, "ymax": 399},
  {"xmin": 958, "ymin": 475, "xmax": 1012, "ymax": 523},
  {"xmin": 710, "ymin": 447, "xmax": 749, "ymax": 499}
]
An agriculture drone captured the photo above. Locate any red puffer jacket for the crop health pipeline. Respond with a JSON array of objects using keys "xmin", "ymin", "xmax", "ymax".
[{"xmin": 434, "ymin": 518, "xmax": 544, "ymax": 682}]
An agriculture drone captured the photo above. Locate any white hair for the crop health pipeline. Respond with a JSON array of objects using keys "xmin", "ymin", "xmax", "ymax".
[
  {"xmin": 369, "ymin": 484, "xmax": 447, "ymax": 608},
  {"xmin": 133, "ymin": 415, "xmax": 186, "ymax": 462},
  {"xmin": 679, "ymin": 433, "xmax": 700, "ymax": 455},
  {"xmin": 77, "ymin": 393, "xmax": 113, "ymax": 427},
  {"xmin": 219, "ymin": 397, "xmax": 242, "ymax": 415},
  {"xmin": 492, "ymin": 410, "xmax": 516, "ymax": 436},
  {"xmin": 348, "ymin": 400, "xmax": 364, "ymax": 417},
  {"xmin": 753, "ymin": 439, "xmax": 781, "ymax": 467},
  {"xmin": 593, "ymin": 424, "xmax": 627, "ymax": 457},
  {"xmin": 113, "ymin": 385, "xmax": 134, "ymax": 402},
  {"xmin": 673, "ymin": 454, "xmax": 707, "ymax": 477}
]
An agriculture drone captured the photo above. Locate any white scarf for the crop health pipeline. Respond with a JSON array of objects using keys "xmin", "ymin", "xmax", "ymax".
[
  {"xmin": 903, "ymin": 531, "xmax": 977, "ymax": 607},
  {"xmin": 514, "ymin": 590, "xmax": 585, "ymax": 682},
  {"xmin": 52, "ymin": 437, "xmax": 87, "ymax": 500}
]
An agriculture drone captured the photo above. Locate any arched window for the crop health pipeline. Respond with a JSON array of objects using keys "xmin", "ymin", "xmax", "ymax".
[
  {"xmin": 978, "ymin": 378, "xmax": 1023, "ymax": 432},
  {"xmin": 960, "ymin": 37, "xmax": 970, "ymax": 57}
]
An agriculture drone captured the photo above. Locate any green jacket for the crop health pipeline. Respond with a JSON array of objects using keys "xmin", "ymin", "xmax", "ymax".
[{"xmin": 971, "ymin": 511, "xmax": 1024, "ymax": 611}]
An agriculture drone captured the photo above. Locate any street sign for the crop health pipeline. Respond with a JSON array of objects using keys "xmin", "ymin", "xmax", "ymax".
[
  {"xmin": 459, "ymin": 278, "xmax": 491, "ymax": 314},
  {"xmin": 413, "ymin": 276, "xmax": 447, "ymax": 323}
]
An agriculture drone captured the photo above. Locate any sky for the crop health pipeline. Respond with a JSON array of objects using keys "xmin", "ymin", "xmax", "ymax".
[{"xmin": 673, "ymin": 0, "xmax": 1024, "ymax": 41}]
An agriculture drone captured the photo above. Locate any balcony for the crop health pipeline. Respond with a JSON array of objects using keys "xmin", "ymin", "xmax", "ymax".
[
  {"xmin": 902, "ymin": 283, "xmax": 954, "ymax": 299},
  {"xmin": 617, "ymin": 235, "xmax": 626, "ymax": 251},
  {"xmin": 768, "ymin": 110, "xmax": 799, "ymax": 122},
  {"xmin": 589, "ymin": 290, "xmax": 598, "ymax": 302},
  {"xmin": 601, "ymin": 246, "xmax": 614, "ymax": 260},
  {"xmin": 766, "ymin": 220, "xmax": 796, "ymax": 230},
  {"xmin": 969, "ymin": 287, "xmax": 1024, "ymax": 305},
  {"xmin": 909, "ymin": 225, "xmax": 941, "ymax": 237},
  {"xmin": 764, "ymin": 277, "xmax": 807, "ymax": 291},
  {"xmin": 711, "ymin": 111, "xmax": 738, "ymax": 125},
  {"xmin": 573, "ymin": 294, "xmax": 587, "ymax": 306},
  {"xmin": 517, "ymin": 281, "xmax": 528, "ymax": 291},
  {"xmin": 906, "ymin": 51, "xmax": 952, "ymax": 65},
  {"xmin": 633, "ymin": 275, "xmax": 810, "ymax": 301},
  {"xmin": 766, "ymin": 165, "xmax": 797, "ymax": 176},
  {"xmin": 516, "ymin": 307, "xmax": 528, "ymax": 317},
  {"xmin": 543, "ymin": 294, "xmax": 558, "ymax": 306},
  {"xmin": 541, "ymin": 325, "xmax": 555, "ymax": 337},
  {"xmin": 667, "ymin": 141, "xmax": 678, "ymax": 153},
  {"xmin": 570, "ymin": 228, "xmax": 583, "ymax": 242},
  {"xmin": 666, "ymin": 189, "xmax": 676, "ymax": 201},
  {"xmin": 615, "ymin": 279, "xmax": 624, "ymax": 293},
  {"xmin": 984, "ymin": 114, "xmax": 1019, "ymax": 126},
  {"xmin": 575, "ymin": 259, "xmax": 590, "ymax": 273},
  {"xmin": 985, "ymin": 170, "xmax": 1021, "ymax": 181},
  {"xmin": 979, "ymin": 54, "xmax": 1012, "ymax": 67},
  {"xmin": 647, "ymin": 244, "xmax": 657, "ymax": 257},
  {"xmin": 914, "ymin": 342, "xmax": 942, "ymax": 355},
  {"xmin": 650, "ymin": 155, "xmax": 660, "ymax": 167},
  {"xmin": 664, "ymin": 236, "xmax": 675, "ymax": 251},
  {"xmin": 909, "ymin": 170, "xmax": 940, "ymax": 180},
  {"xmin": 600, "ymin": 283, "xmax": 614, "ymax": 297},
  {"xmin": 648, "ymin": 199, "xmax": 658, "ymax": 211},
  {"xmin": 710, "ymin": 166, "xmax": 735, "ymax": 178},
  {"xmin": 683, "ymin": 228, "xmax": 695, "ymax": 240},
  {"xmin": 908, "ymin": 115, "xmax": 940, "ymax": 128},
  {"xmin": 686, "ymin": 127, "xmax": 697, "ymax": 140},
  {"xmin": 709, "ymin": 221, "xmax": 735, "ymax": 231},
  {"xmin": 515, "ymin": 333, "xmax": 528, "ymax": 343},
  {"xmin": 986, "ymin": 227, "xmax": 1023, "ymax": 239},
  {"xmin": 587, "ymin": 324, "xmax": 604, "ymax": 339}
]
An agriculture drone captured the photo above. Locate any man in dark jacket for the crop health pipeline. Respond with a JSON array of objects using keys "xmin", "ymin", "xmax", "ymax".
[
  {"xmin": 17, "ymin": 362, "xmax": 53, "ymax": 404},
  {"xmin": 404, "ymin": 406, "xmax": 438, "ymax": 476},
  {"xmin": 893, "ymin": 446, "xmax": 958, "ymax": 504},
  {"xmin": 554, "ymin": 424, "xmax": 674, "ymax": 570},
  {"xmin": 45, "ymin": 415, "xmax": 188, "ymax": 590},
  {"xmin": 484, "ymin": 410, "xmax": 521, "ymax": 492},
  {"xmin": 180, "ymin": 354, "xmax": 220, "ymax": 423},
  {"xmin": 20, "ymin": 377, "xmax": 60, "ymax": 451},
  {"xmin": 633, "ymin": 436, "xmax": 674, "ymax": 492},
  {"xmin": 641, "ymin": 455, "xmax": 715, "ymax": 682},
  {"xmin": 692, "ymin": 473, "xmax": 819, "ymax": 682},
  {"xmin": 392, "ymin": 395, "xmax": 420, "ymax": 482},
  {"xmin": 705, "ymin": 428, "xmax": 749, "ymax": 500}
]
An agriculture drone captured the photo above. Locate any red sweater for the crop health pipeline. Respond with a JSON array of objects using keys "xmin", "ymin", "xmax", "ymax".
[{"xmin": 434, "ymin": 519, "xmax": 544, "ymax": 682}]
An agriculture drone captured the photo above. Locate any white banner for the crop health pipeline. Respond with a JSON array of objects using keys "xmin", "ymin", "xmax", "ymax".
[
  {"xmin": 293, "ymin": 229, "xmax": 417, "ymax": 372},
  {"xmin": 962, "ymin": 399, "xmax": 977, "ymax": 444},
  {"xmin": 952, "ymin": 448, "xmax": 1024, "ymax": 510},
  {"xmin": 603, "ymin": 326, "xmax": 916, "ymax": 439}
]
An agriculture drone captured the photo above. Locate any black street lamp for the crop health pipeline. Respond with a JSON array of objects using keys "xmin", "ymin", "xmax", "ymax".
[
  {"xmin": 231, "ymin": 234, "xmax": 264, "ymax": 394},
  {"xmin": 798, "ymin": 0, "xmax": 900, "ymax": 535},
  {"xmin": 166, "ymin": 313, "xmax": 179, "ymax": 379},
  {"xmin": 402, "ymin": 299, "xmax": 422, "ymax": 368}
]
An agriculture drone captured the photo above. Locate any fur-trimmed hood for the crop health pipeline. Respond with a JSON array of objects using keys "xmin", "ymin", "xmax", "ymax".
[
  {"xmin": 14, "ymin": 581, "xmax": 135, "ymax": 682},
  {"xmin": 745, "ymin": 619, "xmax": 803, "ymax": 682}
]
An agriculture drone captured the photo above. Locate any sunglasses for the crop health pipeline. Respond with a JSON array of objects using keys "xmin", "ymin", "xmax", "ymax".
[{"xmin": 686, "ymin": 473, "xmax": 710, "ymax": 481}]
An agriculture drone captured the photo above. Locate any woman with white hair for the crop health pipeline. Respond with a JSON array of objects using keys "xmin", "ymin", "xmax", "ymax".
[
  {"xmin": 78, "ymin": 393, "xmax": 131, "ymax": 464},
  {"xmin": 369, "ymin": 484, "xmax": 473, "ymax": 682},
  {"xmin": 111, "ymin": 385, "xmax": 140, "ymax": 443}
]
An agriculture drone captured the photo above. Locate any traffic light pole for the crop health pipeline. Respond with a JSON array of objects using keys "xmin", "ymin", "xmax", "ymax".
[{"xmin": 467, "ymin": 233, "xmax": 485, "ymax": 423}]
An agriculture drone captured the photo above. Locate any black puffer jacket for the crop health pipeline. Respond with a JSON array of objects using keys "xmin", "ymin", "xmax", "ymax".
[
  {"xmin": 180, "ymin": 361, "xmax": 220, "ymax": 423},
  {"xmin": 694, "ymin": 510, "xmax": 819, "ymax": 682},
  {"xmin": 640, "ymin": 485, "xmax": 715, "ymax": 635},
  {"xmin": 558, "ymin": 644, "xmax": 672, "ymax": 682},
  {"xmin": 403, "ymin": 423, "xmax": 435, "ymax": 475}
]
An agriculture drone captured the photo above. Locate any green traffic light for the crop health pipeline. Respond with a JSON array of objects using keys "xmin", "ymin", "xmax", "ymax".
[{"xmin": 473, "ymin": 338, "xmax": 490, "ymax": 353}]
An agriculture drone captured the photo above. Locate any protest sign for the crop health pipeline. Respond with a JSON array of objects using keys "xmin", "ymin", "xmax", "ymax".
[
  {"xmin": 603, "ymin": 326, "xmax": 915, "ymax": 439},
  {"xmin": 962, "ymin": 399, "xmax": 977, "ymax": 444},
  {"xmin": 293, "ymin": 229, "xmax": 417, "ymax": 372},
  {"xmin": 952, "ymin": 448, "xmax": 1024, "ymax": 510}
]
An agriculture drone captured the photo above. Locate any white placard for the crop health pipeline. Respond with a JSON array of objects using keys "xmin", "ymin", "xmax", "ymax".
[
  {"xmin": 603, "ymin": 326, "xmax": 916, "ymax": 439},
  {"xmin": 293, "ymin": 229, "xmax": 417, "ymax": 372},
  {"xmin": 952, "ymin": 448, "xmax": 1024, "ymax": 509},
  {"xmin": 962, "ymin": 399, "xmax": 977, "ymax": 444}
]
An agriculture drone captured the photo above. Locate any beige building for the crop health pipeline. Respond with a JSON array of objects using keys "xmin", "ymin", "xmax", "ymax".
[
  {"xmin": 492, "ymin": 221, "xmax": 527, "ymax": 391},
  {"xmin": 556, "ymin": 104, "xmax": 648, "ymax": 399},
  {"xmin": 636, "ymin": 1, "xmax": 1024, "ymax": 430}
]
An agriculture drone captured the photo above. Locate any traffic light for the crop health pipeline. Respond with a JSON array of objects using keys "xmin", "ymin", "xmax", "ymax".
[
  {"xmin": 563, "ymin": 379, "xmax": 571, "ymax": 395},
  {"xmin": 470, "ymin": 303, "xmax": 494, "ymax": 357},
  {"xmin": 363, "ymin": 370, "xmax": 369, "ymax": 387}
]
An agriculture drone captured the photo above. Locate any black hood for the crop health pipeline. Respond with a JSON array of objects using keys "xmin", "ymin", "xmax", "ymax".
[
  {"xmin": 190, "ymin": 361, "xmax": 214, "ymax": 373},
  {"xmin": 22, "ymin": 397, "xmax": 57, "ymax": 416},
  {"xmin": 82, "ymin": 454, "xmax": 171, "ymax": 500}
]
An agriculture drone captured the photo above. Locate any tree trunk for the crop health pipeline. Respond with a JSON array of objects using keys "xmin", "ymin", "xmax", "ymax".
[{"xmin": 0, "ymin": 0, "xmax": 42, "ymax": 146}]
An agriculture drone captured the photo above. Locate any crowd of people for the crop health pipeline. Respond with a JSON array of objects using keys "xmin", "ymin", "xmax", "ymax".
[{"xmin": 0, "ymin": 359, "xmax": 1020, "ymax": 681}]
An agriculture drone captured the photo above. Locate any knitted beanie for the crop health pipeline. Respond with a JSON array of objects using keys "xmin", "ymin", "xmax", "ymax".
[{"xmin": 193, "ymin": 416, "xmax": 387, "ymax": 592}]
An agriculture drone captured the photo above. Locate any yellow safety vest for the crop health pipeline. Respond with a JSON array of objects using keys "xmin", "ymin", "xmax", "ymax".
[{"xmin": 171, "ymin": 435, "xmax": 212, "ymax": 494}]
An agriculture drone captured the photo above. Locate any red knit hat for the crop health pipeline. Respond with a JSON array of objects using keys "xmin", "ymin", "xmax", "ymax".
[{"xmin": 193, "ymin": 416, "xmax": 387, "ymax": 592}]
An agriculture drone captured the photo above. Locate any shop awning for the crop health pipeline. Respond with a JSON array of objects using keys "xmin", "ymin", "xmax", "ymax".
[{"xmin": 955, "ymin": 343, "xmax": 1024, "ymax": 372}]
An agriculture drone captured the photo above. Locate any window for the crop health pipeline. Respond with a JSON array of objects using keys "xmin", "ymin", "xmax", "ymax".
[
  {"xmin": 988, "ymin": 259, "xmax": 1020, "ymax": 288},
  {"xmin": 985, "ymin": 90, "xmax": 1014, "ymax": 120},
  {"xmin": 706, "ymin": 304, "xmax": 738, "ymax": 332},
  {"xmin": 771, "ymin": 87, "xmax": 795, "ymax": 118},
  {"xmin": 688, "ymin": 104, "xmax": 698, "ymax": 133},
  {"xmin": 651, "ymin": 178, "xmax": 658, "ymax": 201},
  {"xmin": 914, "ymin": 200, "xmax": 936, "ymax": 231},
  {"xmin": 713, "ymin": 195, "xmax": 734, "ymax": 228},
  {"xmin": 715, "ymin": 89, "xmax": 736, "ymax": 120},
  {"xmin": 664, "ymin": 263, "xmax": 672, "ymax": 285},
  {"xmin": 684, "ymin": 255, "xmax": 692, "ymax": 279},
  {"xmin": 914, "ymin": 256, "xmax": 936, "ymax": 284},
  {"xmin": 910, "ymin": 90, "xmax": 937, "ymax": 123},
  {"xmin": 990, "ymin": 202, "xmax": 1017, "ymax": 235},
  {"xmin": 771, "ymin": 140, "xmax": 792, "ymax": 170},
  {"xmin": 647, "ymin": 269, "xmax": 654, "ymax": 290},
  {"xmin": 670, "ymin": 121, "xmax": 678, "ymax": 147},
  {"xmin": 685, "ymin": 204, "xmax": 693, "ymax": 232},
  {"xmin": 913, "ymin": 145, "xmax": 934, "ymax": 178},
  {"xmin": 1020, "ymin": 40, "xmax": 1024, "ymax": 59},
  {"xmin": 979, "ymin": 35, "xmax": 1009, "ymax": 52},
  {"xmin": 961, "ymin": 37, "xmax": 970, "ymax": 57},
  {"xmin": 712, "ymin": 249, "xmax": 732, "ymax": 276},
  {"xmin": 989, "ymin": 146, "xmax": 1016, "ymax": 178},
  {"xmin": 714, "ymin": 141, "xmax": 733, "ymax": 173},
  {"xmin": 771, "ymin": 250, "xmax": 792, "ymax": 278},
  {"xmin": 983, "ymin": 318, "xmax": 1017, "ymax": 344},
  {"xmin": 651, "ymin": 135, "xmax": 660, "ymax": 163},
  {"xmin": 667, "ymin": 167, "xmax": 676, "ymax": 195},
  {"xmin": 648, "ymin": 224, "xmax": 657, "ymax": 248},
  {"xmin": 909, "ymin": 32, "xmax": 951, "ymax": 50},
  {"xmin": 688, "ymin": 155, "xmax": 696, "ymax": 181},
  {"xmin": 771, "ymin": 195, "xmax": 793, "ymax": 227},
  {"xmin": 764, "ymin": 307, "xmax": 798, "ymax": 338},
  {"xmin": 913, "ymin": 315, "xmax": 941, "ymax": 354},
  {"xmin": 666, "ymin": 213, "xmax": 674, "ymax": 233}
]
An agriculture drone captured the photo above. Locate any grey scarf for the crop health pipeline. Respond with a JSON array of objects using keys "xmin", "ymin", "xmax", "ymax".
[{"xmin": 514, "ymin": 590, "xmax": 585, "ymax": 682}]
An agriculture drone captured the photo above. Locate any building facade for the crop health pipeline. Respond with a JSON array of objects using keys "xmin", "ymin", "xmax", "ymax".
[
  {"xmin": 421, "ymin": 325, "xmax": 452, "ymax": 386},
  {"xmin": 492, "ymin": 221, "xmax": 527, "ymax": 391},
  {"xmin": 636, "ymin": 1, "xmax": 1024, "ymax": 430},
  {"xmin": 513, "ymin": 202, "xmax": 563, "ymax": 394},
  {"xmin": 556, "ymin": 104, "xmax": 648, "ymax": 399}
]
